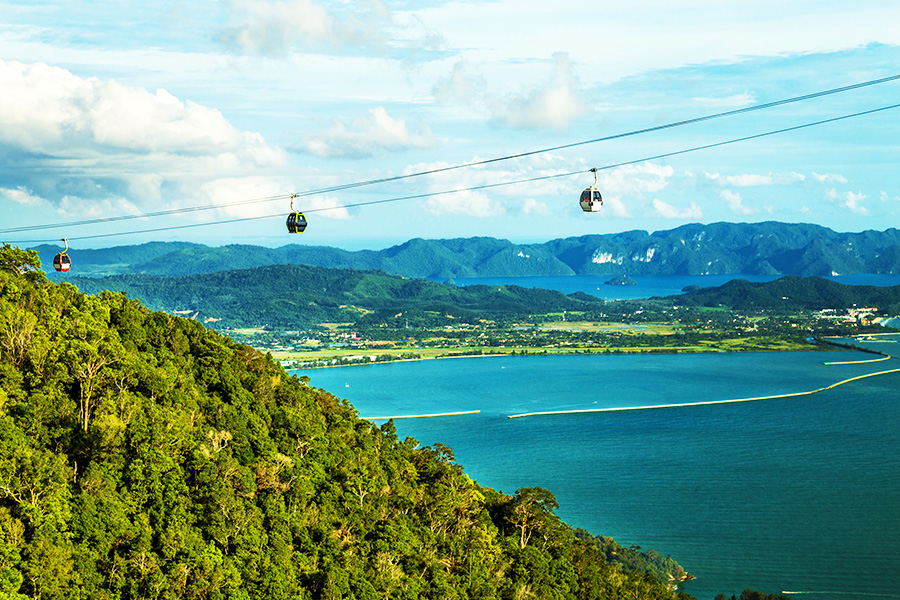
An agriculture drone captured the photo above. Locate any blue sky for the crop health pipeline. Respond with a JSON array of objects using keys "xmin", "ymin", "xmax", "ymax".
[{"xmin": 1, "ymin": 1, "xmax": 900, "ymax": 251}]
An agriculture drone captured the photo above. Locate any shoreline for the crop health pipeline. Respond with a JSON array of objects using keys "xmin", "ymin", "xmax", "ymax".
[{"xmin": 284, "ymin": 343, "xmax": 825, "ymax": 371}]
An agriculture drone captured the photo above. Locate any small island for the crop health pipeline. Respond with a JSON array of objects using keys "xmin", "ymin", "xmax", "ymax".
[{"xmin": 605, "ymin": 275, "xmax": 638, "ymax": 286}]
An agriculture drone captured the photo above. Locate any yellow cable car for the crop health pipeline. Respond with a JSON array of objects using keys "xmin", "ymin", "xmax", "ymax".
[{"xmin": 286, "ymin": 194, "xmax": 307, "ymax": 233}]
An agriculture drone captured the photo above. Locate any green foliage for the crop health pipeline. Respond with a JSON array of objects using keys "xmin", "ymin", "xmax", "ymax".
[
  {"xmin": 0, "ymin": 264, "xmax": 691, "ymax": 599},
  {"xmin": 572, "ymin": 528, "xmax": 690, "ymax": 586},
  {"xmin": 677, "ymin": 275, "xmax": 900, "ymax": 311},
  {"xmin": 70, "ymin": 264, "xmax": 608, "ymax": 328},
  {"xmin": 0, "ymin": 244, "xmax": 46, "ymax": 283}
]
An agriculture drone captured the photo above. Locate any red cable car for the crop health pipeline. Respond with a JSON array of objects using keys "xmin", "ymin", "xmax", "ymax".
[{"xmin": 53, "ymin": 238, "xmax": 71, "ymax": 272}]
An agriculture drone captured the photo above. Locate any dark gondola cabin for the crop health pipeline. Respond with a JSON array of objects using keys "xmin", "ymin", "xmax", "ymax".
[{"xmin": 286, "ymin": 212, "xmax": 307, "ymax": 233}]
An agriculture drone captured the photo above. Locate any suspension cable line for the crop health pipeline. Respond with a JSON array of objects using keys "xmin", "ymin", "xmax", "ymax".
[
  {"xmin": 8, "ymin": 101, "xmax": 899, "ymax": 246},
  {"xmin": 3, "ymin": 73, "xmax": 899, "ymax": 238}
]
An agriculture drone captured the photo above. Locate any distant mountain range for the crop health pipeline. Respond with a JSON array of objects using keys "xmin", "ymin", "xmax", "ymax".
[{"xmin": 35, "ymin": 221, "xmax": 900, "ymax": 280}]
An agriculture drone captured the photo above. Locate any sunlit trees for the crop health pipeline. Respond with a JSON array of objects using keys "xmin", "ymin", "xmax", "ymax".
[{"xmin": 0, "ymin": 244, "xmax": 694, "ymax": 600}]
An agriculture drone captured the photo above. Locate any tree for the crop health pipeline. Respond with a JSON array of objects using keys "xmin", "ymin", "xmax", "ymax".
[
  {"xmin": 0, "ymin": 244, "xmax": 46, "ymax": 283},
  {"xmin": 508, "ymin": 487, "xmax": 560, "ymax": 549}
]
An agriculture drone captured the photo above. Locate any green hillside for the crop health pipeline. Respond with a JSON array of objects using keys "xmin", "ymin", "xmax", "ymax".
[
  {"xmin": 0, "ymin": 245, "xmax": 697, "ymax": 600},
  {"xmin": 68, "ymin": 264, "xmax": 608, "ymax": 328},
  {"xmin": 674, "ymin": 275, "xmax": 900, "ymax": 311}
]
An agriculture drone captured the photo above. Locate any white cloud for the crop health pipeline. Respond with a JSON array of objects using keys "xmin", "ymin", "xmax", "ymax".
[
  {"xmin": 1, "ymin": 186, "xmax": 46, "ymax": 206},
  {"xmin": 812, "ymin": 172, "xmax": 849, "ymax": 184},
  {"xmin": 844, "ymin": 191, "xmax": 868, "ymax": 215},
  {"xmin": 652, "ymin": 198, "xmax": 702, "ymax": 219},
  {"xmin": 490, "ymin": 52, "xmax": 587, "ymax": 130},
  {"xmin": 690, "ymin": 92, "xmax": 756, "ymax": 108},
  {"xmin": 0, "ymin": 60, "xmax": 283, "ymax": 163},
  {"xmin": 603, "ymin": 195, "xmax": 632, "ymax": 219},
  {"xmin": 521, "ymin": 198, "xmax": 550, "ymax": 215},
  {"xmin": 302, "ymin": 106, "xmax": 436, "ymax": 158},
  {"xmin": 57, "ymin": 195, "xmax": 141, "ymax": 220},
  {"xmin": 217, "ymin": 0, "xmax": 346, "ymax": 55},
  {"xmin": 720, "ymin": 189, "xmax": 755, "ymax": 215},
  {"xmin": 705, "ymin": 171, "xmax": 805, "ymax": 187},
  {"xmin": 217, "ymin": 0, "xmax": 441, "ymax": 57},
  {"xmin": 822, "ymin": 188, "xmax": 870, "ymax": 215},
  {"xmin": 425, "ymin": 189, "xmax": 503, "ymax": 218},
  {"xmin": 0, "ymin": 59, "xmax": 294, "ymax": 219},
  {"xmin": 301, "ymin": 195, "xmax": 352, "ymax": 220},
  {"xmin": 432, "ymin": 59, "xmax": 485, "ymax": 105},
  {"xmin": 599, "ymin": 163, "xmax": 674, "ymax": 195}
]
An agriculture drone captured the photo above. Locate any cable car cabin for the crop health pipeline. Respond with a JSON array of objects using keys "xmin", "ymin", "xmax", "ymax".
[
  {"xmin": 580, "ymin": 188, "xmax": 602, "ymax": 212},
  {"xmin": 286, "ymin": 212, "xmax": 307, "ymax": 233},
  {"xmin": 53, "ymin": 253, "xmax": 71, "ymax": 272}
]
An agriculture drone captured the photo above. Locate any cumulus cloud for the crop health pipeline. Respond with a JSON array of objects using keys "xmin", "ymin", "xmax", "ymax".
[
  {"xmin": 705, "ymin": 171, "xmax": 805, "ymax": 186},
  {"xmin": 1, "ymin": 186, "xmax": 46, "ymax": 206},
  {"xmin": 432, "ymin": 60, "xmax": 486, "ymax": 105},
  {"xmin": 491, "ymin": 52, "xmax": 587, "ymax": 130},
  {"xmin": 521, "ymin": 198, "xmax": 550, "ymax": 215},
  {"xmin": 690, "ymin": 92, "xmax": 756, "ymax": 108},
  {"xmin": 652, "ymin": 198, "xmax": 702, "ymax": 219},
  {"xmin": 57, "ymin": 195, "xmax": 142, "ymax": 220},
  {"xmin": 720, "ymin": 189, "xmax": 755, "ymax": 215},
  {"xmin": 599, "ymin": 163, "xmax": 674, "ymax": 195},
  {"xmin": 217, "ymin": 0, "xmax": 439, "ymax": 56},
  {"xmin": 844, "ymin": 191, "xmax": 868, "ymax": 215},
  {"xmin": 218, "ymin": 0, "xmax": 346, "ymax": 55},
  {"xmin": 302, "ymin": 107, "xmax": 435, "ymax": 159},
  {"xmin": 404, "ymin": 159, "xmax": 522, "ymax": 218},
  {"xmin": 0, "ymin": 60, "xmax": 282, "ymax": 162},
  {"xmin": 812, "ymin": 172, "xmax": 848, "ymax": 184},
  {"xmin": 0, "ymin": 59, "xmax": 286, "ymax": 214},
  {"xmin": 425, "ymin": 189, "xmax": 503, "ymax": 218}
]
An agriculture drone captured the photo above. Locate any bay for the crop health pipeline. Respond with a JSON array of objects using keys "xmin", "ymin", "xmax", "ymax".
[
  {"xmin": 296, "ymin": 348, "xmax": 900, "ymax": 600},
  {"xmin": 445, "ymin": 273, "xmax": 900, "ymax": 300}
]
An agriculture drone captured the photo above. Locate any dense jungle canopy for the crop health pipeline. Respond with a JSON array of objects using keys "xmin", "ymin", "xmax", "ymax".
[{"xmin": 0, "ymin": 244, "xmax": 694, "ymax": 599}]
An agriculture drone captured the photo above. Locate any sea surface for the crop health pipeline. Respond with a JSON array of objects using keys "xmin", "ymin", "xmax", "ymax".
[
  {"xmin": 446, "ymin": 273, "xmax": 900, "ymax": 300},
  {"xmin": 296, "ymin": 347, "xmax": 900, "ymax": 600}
]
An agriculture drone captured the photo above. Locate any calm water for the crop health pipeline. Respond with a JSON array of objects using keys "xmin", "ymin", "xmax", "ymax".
[
  {"xmin": 297, "ymin": 349, "xmax": 900, "ymax": 600},
  {"xmin": 448, "ymin": 273, "xmax": 900, "ymax": 300}
]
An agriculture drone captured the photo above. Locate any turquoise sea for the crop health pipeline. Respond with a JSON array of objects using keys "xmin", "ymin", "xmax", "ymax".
[{"xmin": 296, "ymin": 348, "xmax": 900, "ymax": 600}]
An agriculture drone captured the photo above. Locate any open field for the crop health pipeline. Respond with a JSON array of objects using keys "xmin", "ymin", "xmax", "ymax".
[
  {"xmin": 269, "ymin": 336, "xmax": 819, "ymax": 367},
  {"xmin": 537, "ymin": 320, "xmax": 679, "ymax": 334}
]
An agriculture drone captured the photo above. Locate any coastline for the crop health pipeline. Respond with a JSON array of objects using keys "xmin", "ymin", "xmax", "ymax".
[{"xmin": 282, "ymin": 341, "xmax": 825, "ymax": 371}]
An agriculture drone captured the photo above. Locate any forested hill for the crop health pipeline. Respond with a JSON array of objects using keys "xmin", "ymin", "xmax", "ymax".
[
  {"xmin": 0, "ymin": 246, "xmax": 694, "ymax": 600},
  {"xmin": 68, "ymin": 263, "xmax": 607, "ymax": 328},
  {"xmin": 35, "ymin": 221, "xmax": 900, "ymax": 279},
  {"xmin": 674, "ymin": 275, "xmax": 900, "ymax": 311}
]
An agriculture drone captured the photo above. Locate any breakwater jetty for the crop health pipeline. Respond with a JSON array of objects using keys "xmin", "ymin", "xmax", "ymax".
[
  {"xmin": 507, "ymin": 368, "xmax": 900, "ymax": 419},
  {"xmin": 363, "ymin": 410, "xmax": 480, "ymax": 421}
]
